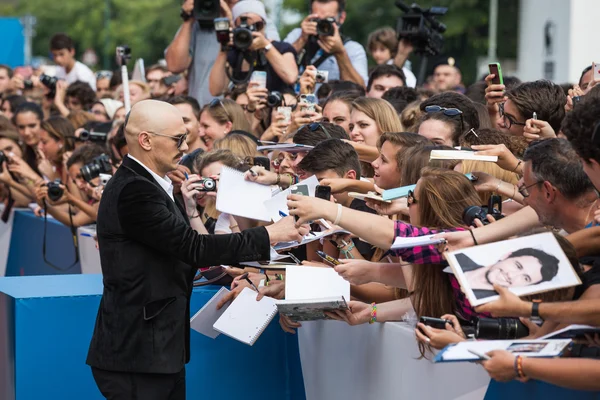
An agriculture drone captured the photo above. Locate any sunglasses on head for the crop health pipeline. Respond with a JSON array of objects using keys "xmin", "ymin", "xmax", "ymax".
[
  {"xmin": 96, "ymin": 70, "xmax": 113, "ymax": 80},
  {"xmin": 300, "ymin": 122, "xmax": 332, "ymax": 139},
  {"xmin": 209, "ymin": 98, "xmax": 232, "ymax": 122},
  {"xmin": 424, "ymin": 105, "xmax": 465, "ymax": 135}
]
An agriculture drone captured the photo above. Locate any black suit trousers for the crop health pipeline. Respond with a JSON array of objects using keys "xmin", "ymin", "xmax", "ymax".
[{"xmin": 91, "ymin": 367, "xmax": 186, "ymax": 400}]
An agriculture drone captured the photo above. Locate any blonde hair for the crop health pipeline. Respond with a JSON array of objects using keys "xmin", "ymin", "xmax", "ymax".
[
  {"xmin": 352, "ymin": 97, "xmax": 402, "ymax": 134},
  {"xmin": 213, "ymin": 133, "xmax": 261, "ymax": 158},
  {"xmin": 67, "ymin": 110, "xmax": 95, "ymax": 129},
  {"xmin": 460, "ymin": 160, "xmax": 520, "ymax": 204},
  {"xmin": 201, "ymin": 98, "xmax": 252, "ymax": 134}
]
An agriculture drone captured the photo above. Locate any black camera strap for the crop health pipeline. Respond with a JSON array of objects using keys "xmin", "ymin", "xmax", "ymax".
[
  {"xmin": 298, "ymin": 35, "xmax": 352, "ymax": 68},
  {"xmin": 226, "ymin": 50, "xmax": 257, "ymax": 85},
  {"xmin": 1, "ymin": 188, "xmax": 14, "ymax": 223},
  {"xmin": 42, "ymin": 199, "xmax": 80, "ymax": 271}
]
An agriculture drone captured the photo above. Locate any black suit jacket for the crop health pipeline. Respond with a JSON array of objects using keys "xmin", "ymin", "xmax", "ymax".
[{"xmin": 86, "ymin": 156, "xmax": 271, "ymax": 374}]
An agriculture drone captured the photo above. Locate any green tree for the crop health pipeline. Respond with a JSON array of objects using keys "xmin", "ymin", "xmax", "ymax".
[{"xmin": 281, "ymin": 0, "xmax": 519, "ymax": 84}]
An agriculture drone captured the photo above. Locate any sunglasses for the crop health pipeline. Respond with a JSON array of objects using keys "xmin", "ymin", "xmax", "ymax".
[
  {"xmin": 424, "ymin": 105, "xmax": 465, "ymax": 134},
  {"xmin": 209, "ymin": 98, "xmax": 232, "ymax": 122},
  {"xmin": 147, "ymin": 131, "xmax": 188, "ymax": 149},
  {"xmin": 499, "ymin": 103, "xmax": 526, "ymax": 129},
  {"xmin": 300, "ymin": 122, "xmax": 332, "ymax": 139},
  {"xmin": 407, "ymin": 190, "xmax": 418, "ymax": 206},
  {"xmin": 95, "ymin": 70, "xmax": 113, "ymax": 80}
]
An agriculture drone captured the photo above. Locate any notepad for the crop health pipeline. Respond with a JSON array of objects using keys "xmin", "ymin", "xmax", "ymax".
[
  {"xmin": 348, "ymin": 192, "xmax": 391, "ymax": 203},
  {"xmin": 539, "ymin": 324, "xmax": 600, "ymax": 340},
  {"xmin": 264, "ymin": 175, "xmax": 319, "ymax": 222},
  {"xmin": 257, "ymin": 143, "xmax": 314, "ymax": 153},
  {"xmin": 216, "ymin": 166, "xmax": 272, "ymax": 222},
  {"xmin": 391, "ymin": 235, "xmax": 446, "ymax": 250},
  {"xmin": 434, "ymin": 339, "xmax": 572, "ymax": 363},
  {"xmin": 381, "ymin": 184, "xmax": 417, "ymax": 201},
  {"xmin": 190, "ymin": 287, "xmax": 231, "ymax": 339},
  {"xmin": 275, "ymin": 266, "xmax": 350, "ymax": 321},
  {"xmin": 430, "ymin": 150, "xmax": 498, "ymax": 162},
  {"xmin": 213, "ymin": 287, "xmax": 278, "ymax": 346}
]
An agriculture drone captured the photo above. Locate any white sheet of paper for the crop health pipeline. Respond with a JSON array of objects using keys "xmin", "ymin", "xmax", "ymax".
[
  {"xmin": 216, "ymin": 166, "xmax": 272, "ymax": 222},
  {"xmin": 284, "ymin": 266, "xmax": 350, "ymax": 301},
  {"xmin": 190, "ymin": 287, "xmax": 231, "ymax": 339}
]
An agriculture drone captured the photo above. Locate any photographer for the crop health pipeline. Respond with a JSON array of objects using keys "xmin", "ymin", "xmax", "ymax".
[
  {"xmin": 285, "ymin": 0, "xmax": 368, "ymax": 87},
  {"xmin": 145, "ymin": 64, "xmax": 172, "ymax": 98},
  {"xmin": 209, "ymin": 1, "xmax": 298, "ymax": 96},
  {"xmin": 165, "ymin": 0, "xmax": 280, "ymax": 107}
]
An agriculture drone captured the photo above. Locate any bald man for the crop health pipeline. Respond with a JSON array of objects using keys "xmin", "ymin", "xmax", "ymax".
[{"xmin": 86, "ymin": 100, "xmax": 305, "ymax": 399}]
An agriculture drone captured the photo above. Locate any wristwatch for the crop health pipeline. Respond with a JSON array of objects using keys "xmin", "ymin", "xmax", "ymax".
[
  {"xmin": 264, "ymin": 43, "xmax": 273, "ymax": 52},
  {"xmin": 530, "ymin": 299, "xmax": 543, "ymax": 324},
  {"xmin": 180, "ymin": 9, "xmax": 193, "ymax": 21}
]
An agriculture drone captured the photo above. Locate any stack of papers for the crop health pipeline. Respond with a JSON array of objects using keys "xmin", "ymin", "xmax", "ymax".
[
  {"xmin": 391, "ymin": 235, "xmax": 446, "ymax": 250},
  {"xmin": 430, "ymin": 150, "xmax": 498, "ymax": 162}
]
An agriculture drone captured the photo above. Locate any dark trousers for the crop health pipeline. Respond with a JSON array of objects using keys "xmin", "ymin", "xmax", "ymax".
[{"xmin": 91, "ymin": 366, "xmax": 186, "ymax": 400}]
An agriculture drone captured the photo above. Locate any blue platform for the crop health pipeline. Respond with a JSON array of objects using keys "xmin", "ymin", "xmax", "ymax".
[{"xmin": 0, "ymin": 274, "xmax": 305, "ymax": 400}]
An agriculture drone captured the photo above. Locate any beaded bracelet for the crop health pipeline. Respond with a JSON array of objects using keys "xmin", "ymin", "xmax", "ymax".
[
  {"xmin": 369, "ymin": 302, "xmax": 377, "ymax": 324},
  {"xmin": 517, "ymin": 355, "xmax": 526, "ymax": 379}
]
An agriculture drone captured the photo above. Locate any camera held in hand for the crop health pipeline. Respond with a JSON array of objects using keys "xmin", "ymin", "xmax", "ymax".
[
  {"xmin": 24, "ymin": 74, "xmax": 58, "ymax": 96},
  {"xmin": 198, "ymin": 177, "xmax": 216, "ymax": 192},
  {"xmin": 81, "ymin": 154, "xmax": 113, "ymax": 183},
  {"xmin": 46, "ymin": 179, "xmax": 64, "ymax": 202},
  {"xmin": 312, "ymin": 17, "xmax": 336, "ymax": 36},
  {"xmin": 462, "ymin": 194, "xmax": 504, "ymax": 227},
  {"xmin": 232, "ymin": 16, "xmax": 256, "ymax": 51},
  {"xmin": 267, "ymin": 91, "xmax": 283, "ymax": 108},
  {"xmin": 0, "ymin": 150, "xmax": 7, "ymax": 171},
  {"xmin": 78, "ymin": 129, "xmax": 108, "ymax": 144},
  {"xmin": 475, "ymin": 317, "xmax": 529, "ymax": 340},
  {"xmin": 395, "ymin": 1, "xmax": 447, "ymax": 56}
]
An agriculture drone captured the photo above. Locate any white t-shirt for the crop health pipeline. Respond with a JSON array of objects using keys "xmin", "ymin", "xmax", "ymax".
[
  {"xmin": 215, "ymin": 213, "xmax": 233, "ymax": 234},
  {"xmin": 55, "ymin": 61, "xmax": 96, "ymax": 90}
]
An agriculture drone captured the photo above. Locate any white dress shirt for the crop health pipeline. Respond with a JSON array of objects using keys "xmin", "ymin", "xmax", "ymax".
[{"xmin": 127, "ymin": 154, "xmax": 174, "ymax": 202}]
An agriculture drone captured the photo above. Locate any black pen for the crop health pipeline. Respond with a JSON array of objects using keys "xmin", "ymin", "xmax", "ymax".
[{"xmin": 240, "ymin": 272, "xmax": 260, "ymax": 292}]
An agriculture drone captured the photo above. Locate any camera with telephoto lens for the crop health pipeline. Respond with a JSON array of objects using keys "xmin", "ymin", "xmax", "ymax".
[
  {"xmin": 232, "ymin": 16, "xmax": 256, "ymax": 51},
  {"xmin": 80, "ymin": 154, "xmax": 112, "ymax": 183},
  {"xmin": 475, "ymin": 317, "xmax": 530, "ymax": 340},
  {"xmin": 312, "ymin": 17, "xmax": 336, "ymax": 36},
  {"xmin": 462, "ymin": 194, "xmax": 504, "ymax": 227},
  {"xmin": 395, "ymin": 1, "xmax": 447, "ymax": 56},
  {"xmin": 78, "ymin": 129, "xmax": 109, "ymax": 144},
  {"xmin": 198, "ymin": 177, "xmax": 216, "ymax": 192},
  {"xmin": 267, "ymin": 91, "xmax": 283, "ymax": 108},
  {"xmin": 23, "ymin": 74, "xmax": 58, "ymax": 95},
  {"xmin": 46, "ymin": 179, "xmax": 64, "ymax": 202}
]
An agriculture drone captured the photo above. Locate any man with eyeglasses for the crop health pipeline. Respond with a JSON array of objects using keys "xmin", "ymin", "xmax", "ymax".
[{"xmin": 87, "ymin": 99, "xmax": 306, "ymax": 399}]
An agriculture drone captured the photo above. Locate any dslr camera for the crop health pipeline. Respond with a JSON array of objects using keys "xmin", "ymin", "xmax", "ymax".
[
  {"xmin": 46, "ymin": 179, "xmax": 64, "ymax": 202},
  {"xmin": 475, "ymin": 317, "xmax": 530, "ymax": 340},
  {"xmin": 267, "ymin": 91, "xmax": 283, "ymax": 108},
  {"xmin": 395, "ymin": 1, "xmax": 447, "ymax": 56},
  {"xmin": 78, "ymin": 130, "xmax": 108, "ymax": 144},
  {"xmin": 462, "ymin": 194, "xmax": 504, "ymax": 227},
  {"xmin": 232, "ymin": 16, "xmax": 257, "ymax": 51},
  {"xmin": 24, "ymin": 74, "xmax": 58, "ymax": 96},
  {"xmin": 81, "ymin": 154, "xmax": 112, "ymax": 183},
  {"xmin": 312, "ymin": 17, "xmax": 336, "ymax": 36}
]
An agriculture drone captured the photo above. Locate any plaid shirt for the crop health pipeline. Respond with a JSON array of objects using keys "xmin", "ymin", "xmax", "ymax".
[{"xmin": 391, "ymin": 220, "xmax": 490, "ymax": 321}]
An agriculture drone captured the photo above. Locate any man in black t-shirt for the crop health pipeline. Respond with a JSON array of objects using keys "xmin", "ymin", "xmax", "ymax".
[
  {"xmin": 209, "ymin": 0, "xmax": 298, "ymax": 95},
  {"xmin": 298, "ymin": 138, "xmax": 377, "ymax": 260}
]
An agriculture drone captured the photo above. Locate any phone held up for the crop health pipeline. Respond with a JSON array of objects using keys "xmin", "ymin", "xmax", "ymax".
[
  {"xmin": 315, "ymin": 185, "xmax": 332, "ymax": 201},
  {"xmin": 488, "ymin": 62, "xmax": 504, "ymax": 85}
]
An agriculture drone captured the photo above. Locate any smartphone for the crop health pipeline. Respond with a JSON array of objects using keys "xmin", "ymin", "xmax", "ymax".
[
  {"xmin": 277, "ymin": 106, "xmax": 292, "ymax": 125},
  {"xmin": 315, "ymin": 185, "xmax": 331, "ymax": 201},
  {"xmin": 464, "ymin": 173, "xmax": 477, "ymax": 182},
  {"xmin": 419, "ymin": 316, "xmax": 452, "ymax": 330},
  {"xmin": 299, "ymin": 93, "xmax": 318, "ymax": 113},
  {"xmin": 316, "ymin": 250, "xmax": 341, "ymax": 266},
  {"xmin": 290, "ymin": 184, "xmax": 309, "ymax": 196},
  {"xmin": 250, "ymin": 71, "xmax": 267, "ymax": 89},
  {"xmin": 162, "ymin": 74, "xmax": 182, "ymax": 86},
  {"xmin": 488, "ymin": 63, "xmax": 504, "ymax": 85},
  {"xmin": 594, "ymin": 62, "xmax": 600, "ymax": 82}
]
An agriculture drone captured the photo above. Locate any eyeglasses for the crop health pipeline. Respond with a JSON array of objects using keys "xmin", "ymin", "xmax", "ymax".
[
  {"xmin": 209, "ymin": 98, "xmax": 232, "ymax": 122},
  {"xmin": 407, "ymin": 190, "xmax": 418, "ymax": 206},
  {"xmin": 424, "ymin": 105, "xmax": 465, "ymax": 135},
  {"xmin": 95, "ymin": 70, "xmax": 113, "ymax": 80},
  {"xmin": 300, "ymin": 122, "xmax": 332, "ymax": 139},
  {"xmin": 499, "ymin": 103, "xmax": 526, "ymax": 129},
  {"xmin": 518, "ymin": 180, "xmax": 543, "ymax": 198},
  {"xmin": 147, "ymin": 131, "xmax": 188, "ymax": 149}
]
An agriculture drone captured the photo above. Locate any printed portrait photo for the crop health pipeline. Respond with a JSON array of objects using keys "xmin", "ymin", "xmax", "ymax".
[
  {"xmin": 506, "ymin": 342, "xmax": 548, "ymax": 354},
  {"xmin": 446, "ymin": 232, "xmax": 582, "ymax": 306}
]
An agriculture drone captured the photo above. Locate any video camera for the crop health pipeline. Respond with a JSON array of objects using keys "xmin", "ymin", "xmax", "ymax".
[
  {"xmin": 81, "ymin": 154, "xmax": 112, "ymax": 183},
  {"xmin": 395, "ymin": 1, "xmax": 447, "ymax": 56},
  {"xmin": 462, "ymin": 194, "xmax": 504, "ymax": 227},
  {"xmin": 195, "ymin": 0, "xmax": 220, "ymax": 25},
  {"xmin": 46, "ymin": 179, "xmax": 64, "ymax": 202}
]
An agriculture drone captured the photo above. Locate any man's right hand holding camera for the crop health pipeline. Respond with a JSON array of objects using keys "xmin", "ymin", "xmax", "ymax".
[{"xmin": 296, "ymin": 13, "xmax": 320, "ymax": 49}]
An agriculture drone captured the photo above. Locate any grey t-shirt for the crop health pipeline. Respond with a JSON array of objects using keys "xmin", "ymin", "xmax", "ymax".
[{"xmin": 185, "ymin": 19, "xmax": 281, "ymax": 107}]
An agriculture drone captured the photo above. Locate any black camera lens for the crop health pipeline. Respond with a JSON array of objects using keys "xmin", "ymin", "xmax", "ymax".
[
  {"xmin": 267, "ymin": 91, "xmax": 283, "ymax": 108},
  {"xmin": 39, "ymin": 74, "xmax": 57, "ymax": 91},
  {"xmin": 199, "ymin": 177, "xmax": 216, "ymax": 192},
  {"xmin": 81, "ymin": 154, "xmax": 112, "ymax": 183},
  {"xmin": 462, "ymin": 205, "xmax": 489, "ymax": 227},
  {"xmin": 46, "ymin": 180, "xmax": 64, "ymax": 202},
  {"xmin": 233, "ymin": 27, "xmax": 254, "ymax": 50},
  {"xmin": 23, "ymin": 80, "xmax": 34, "ymax": 90},
  {"xmin": 78, "ymin": 129, "xmax": 108, "ymax": 143},
  {"xmin": 0, "ymin": 150, "xmax": 6, "ymax": 171},
  {"xmin": 316, "ymin": 18, "xmax": 335, "ymax": 36},
  {"xmin": 476, "ymin": 318, "xmax": 529, "ymax": 340}
]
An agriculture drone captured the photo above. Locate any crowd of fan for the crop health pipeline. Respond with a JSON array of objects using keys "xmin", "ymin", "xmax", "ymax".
[{"xmin": 2, "ymin": 0, "xmax": 600, "ymax": 391}]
